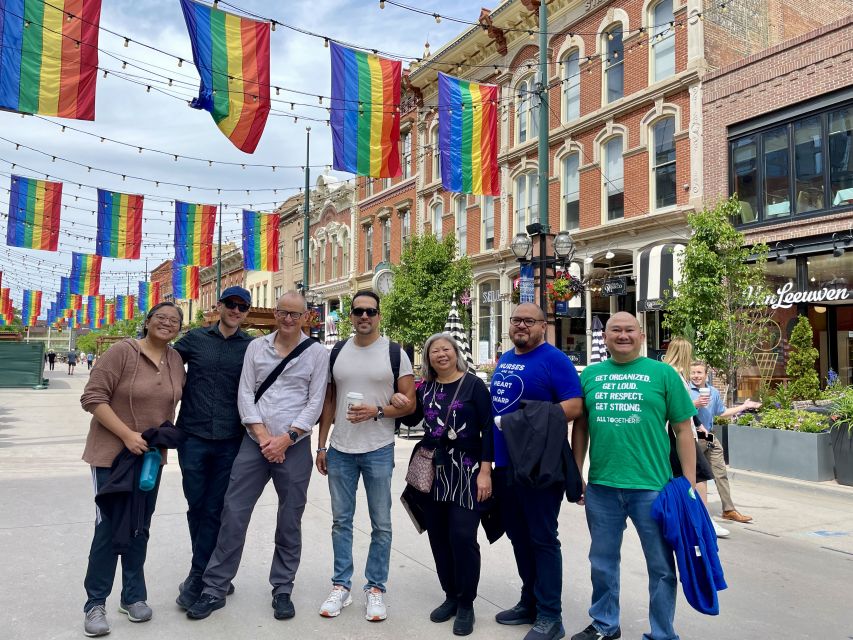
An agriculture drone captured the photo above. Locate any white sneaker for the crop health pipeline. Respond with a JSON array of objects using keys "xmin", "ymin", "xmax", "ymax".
[
  {"xmin": 364, "ymin": 588, "xmax": 387, "ymax": 622},
  {"xmin": 714, "ymin": 520, "xmax": 730, "ymax": 538},
  {"xmin": 319, "ymin": 586, "xmax": 352, "ymax": 617}
]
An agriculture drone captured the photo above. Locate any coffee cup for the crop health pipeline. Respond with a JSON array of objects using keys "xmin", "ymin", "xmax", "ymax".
[
  {"xmin": 699, "ymin": 387, "xmax": 710, "ymax": 398},
  {"xmin": 346, "ymin": 391, "xmax": 364, "ymax": 413}
]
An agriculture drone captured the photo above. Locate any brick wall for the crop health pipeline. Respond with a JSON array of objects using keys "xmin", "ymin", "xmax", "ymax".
[{"xmin": 703, "ymin": 16, "xmax": 853, "ymax": 208}]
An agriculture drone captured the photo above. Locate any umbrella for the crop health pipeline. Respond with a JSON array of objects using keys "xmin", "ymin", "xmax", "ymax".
[
  {"xmin": 443, "ymin": 298, "xmax": 475, "ymax": 371},
  {"xmin": 589, "ymin": 315, "xmax": 609, "ymax": 364},
  {"xmin": 324, "ymin": 314, "xmax": 338, "ymax": 349}
]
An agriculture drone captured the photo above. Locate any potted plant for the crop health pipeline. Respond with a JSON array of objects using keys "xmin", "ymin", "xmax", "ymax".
[
  {"xmin": 830, "ymin": 385, "xmax": 853, "ymax": 486},
  {"xmin": 546, "ymin": 272, "xmax": 584, "ymax": 303},
  {"xmin": 728, "ymin": 404, "xmax": 834, "ymax": 481},
  {"xmin": 786, "ymin": 315, "xmax": 821, "ymax": 408}
]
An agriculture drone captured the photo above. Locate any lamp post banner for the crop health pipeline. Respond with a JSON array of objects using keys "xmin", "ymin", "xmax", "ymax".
[{"xmin": 520, "ymin": 263, "xmax": 535, "ymax": 304}]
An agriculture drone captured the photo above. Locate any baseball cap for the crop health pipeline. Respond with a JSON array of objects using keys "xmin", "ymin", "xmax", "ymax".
[{"xmin": 219, "ymin": 286, "xmax": 251, "ymax": 306}]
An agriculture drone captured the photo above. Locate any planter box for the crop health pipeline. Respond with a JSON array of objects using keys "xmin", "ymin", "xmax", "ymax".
[
  {"xmin": 728, "ymin": 424, "xmax": 835, "ymax": 482},
  {"xmin": 831, "ymin": 425, "xmax": 853, "ymax": 487}
]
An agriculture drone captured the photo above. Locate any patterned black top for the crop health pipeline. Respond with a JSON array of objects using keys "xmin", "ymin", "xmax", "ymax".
[
  {"xmin": 413, "ymin": 372, "xmax": 494, "ymax": 511},
  {"xmin": 174, "ymin": 322, "xmax": 253, "ymax": 440}
]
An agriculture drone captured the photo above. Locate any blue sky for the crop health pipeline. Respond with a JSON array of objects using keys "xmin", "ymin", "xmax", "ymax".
[{"xmin": 0, "ymin": 0, "xmax": 494, "ymax": 303}]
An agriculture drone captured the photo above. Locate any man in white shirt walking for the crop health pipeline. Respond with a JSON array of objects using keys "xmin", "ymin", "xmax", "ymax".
[
  {"xmin": 315, "ymin": 290, "xmax": 416, "ymax": 622},
  {"xmin": 186, "ymin": 292, "xmax": 329, "ymax": 622}
]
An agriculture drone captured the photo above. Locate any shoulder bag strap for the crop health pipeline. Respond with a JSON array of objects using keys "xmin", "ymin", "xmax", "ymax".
[{"xmin": 254, "ymin": 339, "xmax": 314, "ymax": 404}]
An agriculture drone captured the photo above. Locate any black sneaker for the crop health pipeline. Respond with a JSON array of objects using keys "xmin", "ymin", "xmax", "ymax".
[
  {"xmin": 495, "ymin": 602, "xmax": 536, "ymax": 625},
  {"xmin": 176, "ymin": 577, "xmax": 203, "ymax": 610},
  {"xmin": 570, "ymin": 623, "xmax": 622, "ymax": 640},
  {"xmin": 272, "ymin": 593, "xmax": 296, "ymax": 620},
  {"xmin": 430, "ymin": 598, "xmax": 458, "ymax": 623},
  {"xmin": 524, "ymin": 618, "xmax": 565, "ymax": 640},
  {"xmin": 453, "ymin": 606, "xmax": 475, "ymax": 636},
  {"xmin": 186, "ymin": 593, "xmax": 225, "ymax": 620}
]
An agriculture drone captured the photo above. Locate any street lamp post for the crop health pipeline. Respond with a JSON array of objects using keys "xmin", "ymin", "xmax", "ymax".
[{"xmin": 511, "ymin": 226, "xmax": 576, "ymax": 343}]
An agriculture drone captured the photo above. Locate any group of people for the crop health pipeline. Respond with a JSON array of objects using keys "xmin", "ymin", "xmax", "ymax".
[
  {"xmin": 78, "ymin": 287, "xmax": 747, "ymax": 640},
  {"xmin": 52, "ymin": 349, "xmax": 94, "ymax": 374}
]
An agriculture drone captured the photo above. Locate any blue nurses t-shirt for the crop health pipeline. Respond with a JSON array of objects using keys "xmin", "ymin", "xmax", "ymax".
[{"xmin": 490, "ymin": 342, "xmax": 582, "ymax": 466}]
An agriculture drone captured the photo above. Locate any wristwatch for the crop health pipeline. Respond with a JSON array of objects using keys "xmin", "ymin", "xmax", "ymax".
[
  {"xmin": 374, "ymin": 406, "xmax": 385, "ymax": 421},
  {"xmin": 287, "ymin": 429, "xmax": 299, "ymax": 442}
]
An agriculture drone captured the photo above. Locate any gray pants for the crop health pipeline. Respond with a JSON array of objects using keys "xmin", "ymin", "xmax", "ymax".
[
  {"xmin": 201, "ymin": 433, "xmax": 312, "ymax": 598},
  {"xmin": 702, "ymin": 439, "xmax": 735, "ymax": 513}
]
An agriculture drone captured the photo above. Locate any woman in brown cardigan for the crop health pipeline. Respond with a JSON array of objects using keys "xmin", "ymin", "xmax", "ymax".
[{"xmin": 80, "ymin": 302, "xmax": 185, "ymax": 637}]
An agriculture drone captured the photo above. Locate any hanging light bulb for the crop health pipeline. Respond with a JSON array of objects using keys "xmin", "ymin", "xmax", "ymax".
[
  {"xmin": 434, "ymin": 13, "xmax": 441, "ymax": 23},
  {"xmin": 379, "ymin": 0, "xmax": 385, "ymax": 7}
]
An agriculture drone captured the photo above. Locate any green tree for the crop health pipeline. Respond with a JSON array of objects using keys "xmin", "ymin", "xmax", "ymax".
[
  {"xmin": 337, "ymin": 295, "xmax": 353, "ymax": 340},
  {"xmin": 663, "ymin": 196, "xmax": 771, "ymax": 401},
  {"xmin": 786, "ymin": 315, "xmax": 820, "ymax": 400},
  {"xmin": 380, "ymin": 234, "xmax": 472, "ymax": 350},
  {"xmin": 75, "ymin": 317, "xmax": 143, "ymax": 354}
]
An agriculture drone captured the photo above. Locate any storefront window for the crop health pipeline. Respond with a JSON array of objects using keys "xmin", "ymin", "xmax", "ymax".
[
  {"xmin": 478, "ymin": 280, "xmax": 503, "ymax": 363},
  {"xmin": 763, "ymin": 126, "xmax": 791, "ymax": 219},
  {"xmin": 794, "ymin": 116, "xmax": 824, "ymax": 213},
  {"xmin": 830, "ymin": 107, "xmax": 853, "ymax": 207},
  {"xmin": 732, "ymin": 136, "xmax": 758, "ymax": 223}
]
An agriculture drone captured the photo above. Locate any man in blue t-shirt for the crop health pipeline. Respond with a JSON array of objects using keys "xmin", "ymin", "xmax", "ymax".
[{"xmin": 490, "ymin": 303, "xmax": 583, "ymax": 640}]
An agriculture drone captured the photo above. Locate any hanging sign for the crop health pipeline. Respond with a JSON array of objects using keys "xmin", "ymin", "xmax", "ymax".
[
  {"xmin": 747, "ymin": 282, "xmax": 851, "ymax": 309},
  {"xmin": 602, "ymin": 277, "xmax": 628, "ymax": 296}
]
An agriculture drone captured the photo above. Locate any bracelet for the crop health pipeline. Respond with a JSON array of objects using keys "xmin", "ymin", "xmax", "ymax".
[{"xmin": 316, "ymin": 447, "xmax": 328, "ymax": 453}]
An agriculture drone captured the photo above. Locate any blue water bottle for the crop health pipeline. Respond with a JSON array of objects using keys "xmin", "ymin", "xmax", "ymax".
[{"xmin": 139, "ymin": 448, "xmax": 161, "ymax": 492}]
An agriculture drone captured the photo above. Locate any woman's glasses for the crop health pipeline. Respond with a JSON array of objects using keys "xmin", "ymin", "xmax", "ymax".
[
  {"xmin": 222, "ymin": 299, "xmax": 250, "ymax": 313},
  {"xmin": 151, "ymin": 314, "xmax": 181, "ymax": 326}
]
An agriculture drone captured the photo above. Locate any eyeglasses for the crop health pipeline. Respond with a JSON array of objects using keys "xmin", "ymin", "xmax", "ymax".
[
  {"xmin": 274, "ymin": 309, "xmax": 304, "ymax": 320},
  {"xmin": 222, "ymin": 299, "xmax": 250, "ymax": 313},
  {"xmin": 510, "ymin": 316, "xmax": 544, "ymax": 327},
  {"xmin": 152, "ymin": 313, "xmax": 181, "ymax": 326},
  {"xmin": 351, "ymin": 307, "xmax": 379, "ymax": 317}
]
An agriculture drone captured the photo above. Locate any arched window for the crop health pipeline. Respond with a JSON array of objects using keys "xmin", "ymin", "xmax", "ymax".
[
  {"xmin": 382, "ymin": 217, "xmax": 392, "ymax": 262},
  {"xmin": 603, "ymin": 137, "xmax": 624, "ymax": 220},
  {"xmin": 481, "ymin": 195, "xmax": 495, "ymax": 250},
  {"xmin": 431, "ymin": 126, "xmax": 441, "ymax": 182},
  {"xmin": 515, "ymin": 77, "xmax": 539, "ymax": 144},
  {"xmin": 652, "ymin": 117, "xmax": 676, "ymax": 209},
  {"xmin": 651, "ymin": 0, "xmax": 675, "ymax": 82},
  {"xmin": 562, "ymin": 50, "xmax": 580, "ymax": 122},
  {"xmin": 319, "ymin": 239, "xmax": 326, "ymax": 282},
  {"xmin": 604, "ymin": 26, "xmax": 624, "ymax": 104},
  {"xmin": 562, "ymin": 153, "xmax": 580, "ymax": 230},
  {"xmin": 431, "ymin": 201, "xmax": 443, "ymax": 240},
  {"xmin": 341, "ymin": 231, "xmax": 350, "ymax": 276},
  {"xmin": 364, "ymin": 226, "xmax": 373, "ymax": 271},
  {"xmin": 514, "ymin": 172, "xmax": 538, "ymax": 233},
  {"xmin": 454, "ymin": 195, "xmax": 467, "ymax": 256},
  {"xmin": 401, "ymin": 131, "xmax": 412, "ymax": 179},
  {"xmin": 331, "ymin": 238, "xmax": 339, "ymax": 279}
]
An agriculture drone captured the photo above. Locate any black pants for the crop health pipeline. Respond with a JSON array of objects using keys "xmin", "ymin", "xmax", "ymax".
[
  {"xmin": 494, "ymin": 468, "xmax": 564, "ymax": 621},
  {"xmin": 177, "ymin": 433, "xmax": 242, "ymax": 578},
  {"xmin": 84, "ymin": 466, "xmax": 161, "ymax": 612},
  {"xmin": 423, "ymin": 499, "xmax": 481, "ymax": 607}
]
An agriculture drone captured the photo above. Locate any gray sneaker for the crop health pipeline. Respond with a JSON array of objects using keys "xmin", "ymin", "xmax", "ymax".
[
  {"xmin": 83, "ymin": 605, "xmax": 110, "ymax": 637},
  {"xmin": 118, "ymin": 601, "xmax": 152, "ymax": 623}
]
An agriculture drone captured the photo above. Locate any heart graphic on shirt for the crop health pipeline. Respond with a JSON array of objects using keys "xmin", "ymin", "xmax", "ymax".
[{"xmin": 491, "ymin": 372, "xmax": 525, "ymax": 414}]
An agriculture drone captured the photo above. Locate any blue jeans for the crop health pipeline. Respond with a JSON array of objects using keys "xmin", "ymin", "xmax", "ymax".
[
  {"xmin": 584, "ymin": 483, "xmax": 679, "ymax": 640},
  {"xmin": 326, "ymin": 444, "xmax": 394, "ymax": 592},
  {"xmin": 177, "ymin": 433, "xmax": 242, "ymax": 578}
]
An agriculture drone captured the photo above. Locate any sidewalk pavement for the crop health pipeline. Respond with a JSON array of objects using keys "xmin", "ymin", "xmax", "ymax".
[{"xmin": 0, "ymin": 367, "xmax": 851, "ymax": 639}]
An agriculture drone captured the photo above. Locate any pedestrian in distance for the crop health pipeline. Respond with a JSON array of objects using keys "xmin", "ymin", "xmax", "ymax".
[
  {"xmin": 315, "ymin": 290, "xmax": 416, "ymax": 623},
  {"xmin": 173, "ymin": 286, "xmax": 254, "ymax": 611},
  {"xmin": 689, "ymin": 360, "xmax": 760, "ymax": 525},
  {"xmin": 396, "ymin": 332, "xmax": 493, "ymax": 636},
  {"xmin": 47, "ymin": 349, "xmax": 56, "ymax": 371},
  {"xmin": 87, "ymin": 352, "xmax": 95, "ymax": 370},
  {"xmin": 79, "ymin": 302, "xmax": 185, "ymax": 637},
  {"xmin": 68, "ymin": 349, "xmax": 78, "ymax": 375},
  {"xmin": 489, "ymin": 302, "xmax": 584, "ymax": 640},
  {"xmin": 186, "ymin": 292, "xmax": 329, "ymax": 622},
  {"xmin": 571, "ymin": 312, "xmax": 697, "ymax": 640}
]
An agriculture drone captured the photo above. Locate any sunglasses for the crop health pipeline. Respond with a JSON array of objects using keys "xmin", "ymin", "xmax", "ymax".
[
  {"xmin": 222, "ymin": 299, "xmax": 250, "ymax": 313},
  {"xmin": 351, "ymin": 307, "xmax": 379, "ymax": 317}
]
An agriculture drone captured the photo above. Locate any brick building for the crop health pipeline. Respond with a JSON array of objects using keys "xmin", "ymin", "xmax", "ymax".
[
  {"xmin": 197, "ymin": 244, "xmax": 244, "ymax": 316},
  {"xmin": 703, "ymin": 13, "xmax": 853, "ymax": 386}
]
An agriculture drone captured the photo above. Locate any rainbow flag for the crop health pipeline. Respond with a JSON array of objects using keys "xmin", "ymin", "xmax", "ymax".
[
  {"xmin": 172, "ymin": 264, "xmax": 199, "ymax": 299},
  {"xmin": 437, "ymin": 73, "xmax": 500, "ymax": 196},
  {"xmin": 330, "ymin": 42, "xmax": 401, "ymax": 178},
  {"xmin": 179, "ymin": 0, "xmax": 271, "ymax": 153},
  {"xmin": 96, "ymin": 189, "xmax": 143, "ymax": 259},
  {"xmin": 87, "ymin": 294, "xmax": 104, "ymax": 322},
  {"xmin": 73, "ymin": 306, "xmax": 83, "ymax": 329},
  {"xmin": 0, "ymin": 287, "xmax": 11, "ymax": 324},
  {"xmin": 0, "ymin": 0, "xmax": 102, "ymax": 120},
  {"xmin": 70, "ymin": 252, "xmax": 100, "ymax": 295},
  {"xmin": 138, "ymin": 281, "xmax": 160, "ymax": 314},
  {"xmin": 21, "ymin": 289, "xmax": 41, "ymax": 325},
  {"xmin": 116, "ymin": 294, "xmax": 135, "ymax": 320},
  {"xmin": 106, "ymin": 302, "xmax": 115, "ymax": 326},
  {"xmin": 6, "ymin": 175, "xmax": 63, "ymax": 250},
  {"xmin": 242, "ymin": 210, "xmax": 279, "ymax": 271},
  {"xmin": 174, "ymin": 201, "xmax": 216, "ymax": 266}
]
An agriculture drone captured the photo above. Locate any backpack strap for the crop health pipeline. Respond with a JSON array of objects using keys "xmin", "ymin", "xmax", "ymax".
[
  {"xmin": 329, "ymin": 338, "xmax": 349, "ymax": 381},
  {"xmin": 389, "ymin": 341, "xmax": 401, "ymax": 394},
  {"xmin": 254, "ymin": 339, "xmax": 314, "ymax": 404}
]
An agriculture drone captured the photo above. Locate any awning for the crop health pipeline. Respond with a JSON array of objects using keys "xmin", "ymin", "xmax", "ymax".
[{"xmin": 635, "ymin": 243, "xmax": 685, "ymax": 312}]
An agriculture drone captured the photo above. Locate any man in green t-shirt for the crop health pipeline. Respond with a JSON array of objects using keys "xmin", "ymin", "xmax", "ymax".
[{"xmin": 570, "ymin": 312, "xmax": 696, "ymax": 640}]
